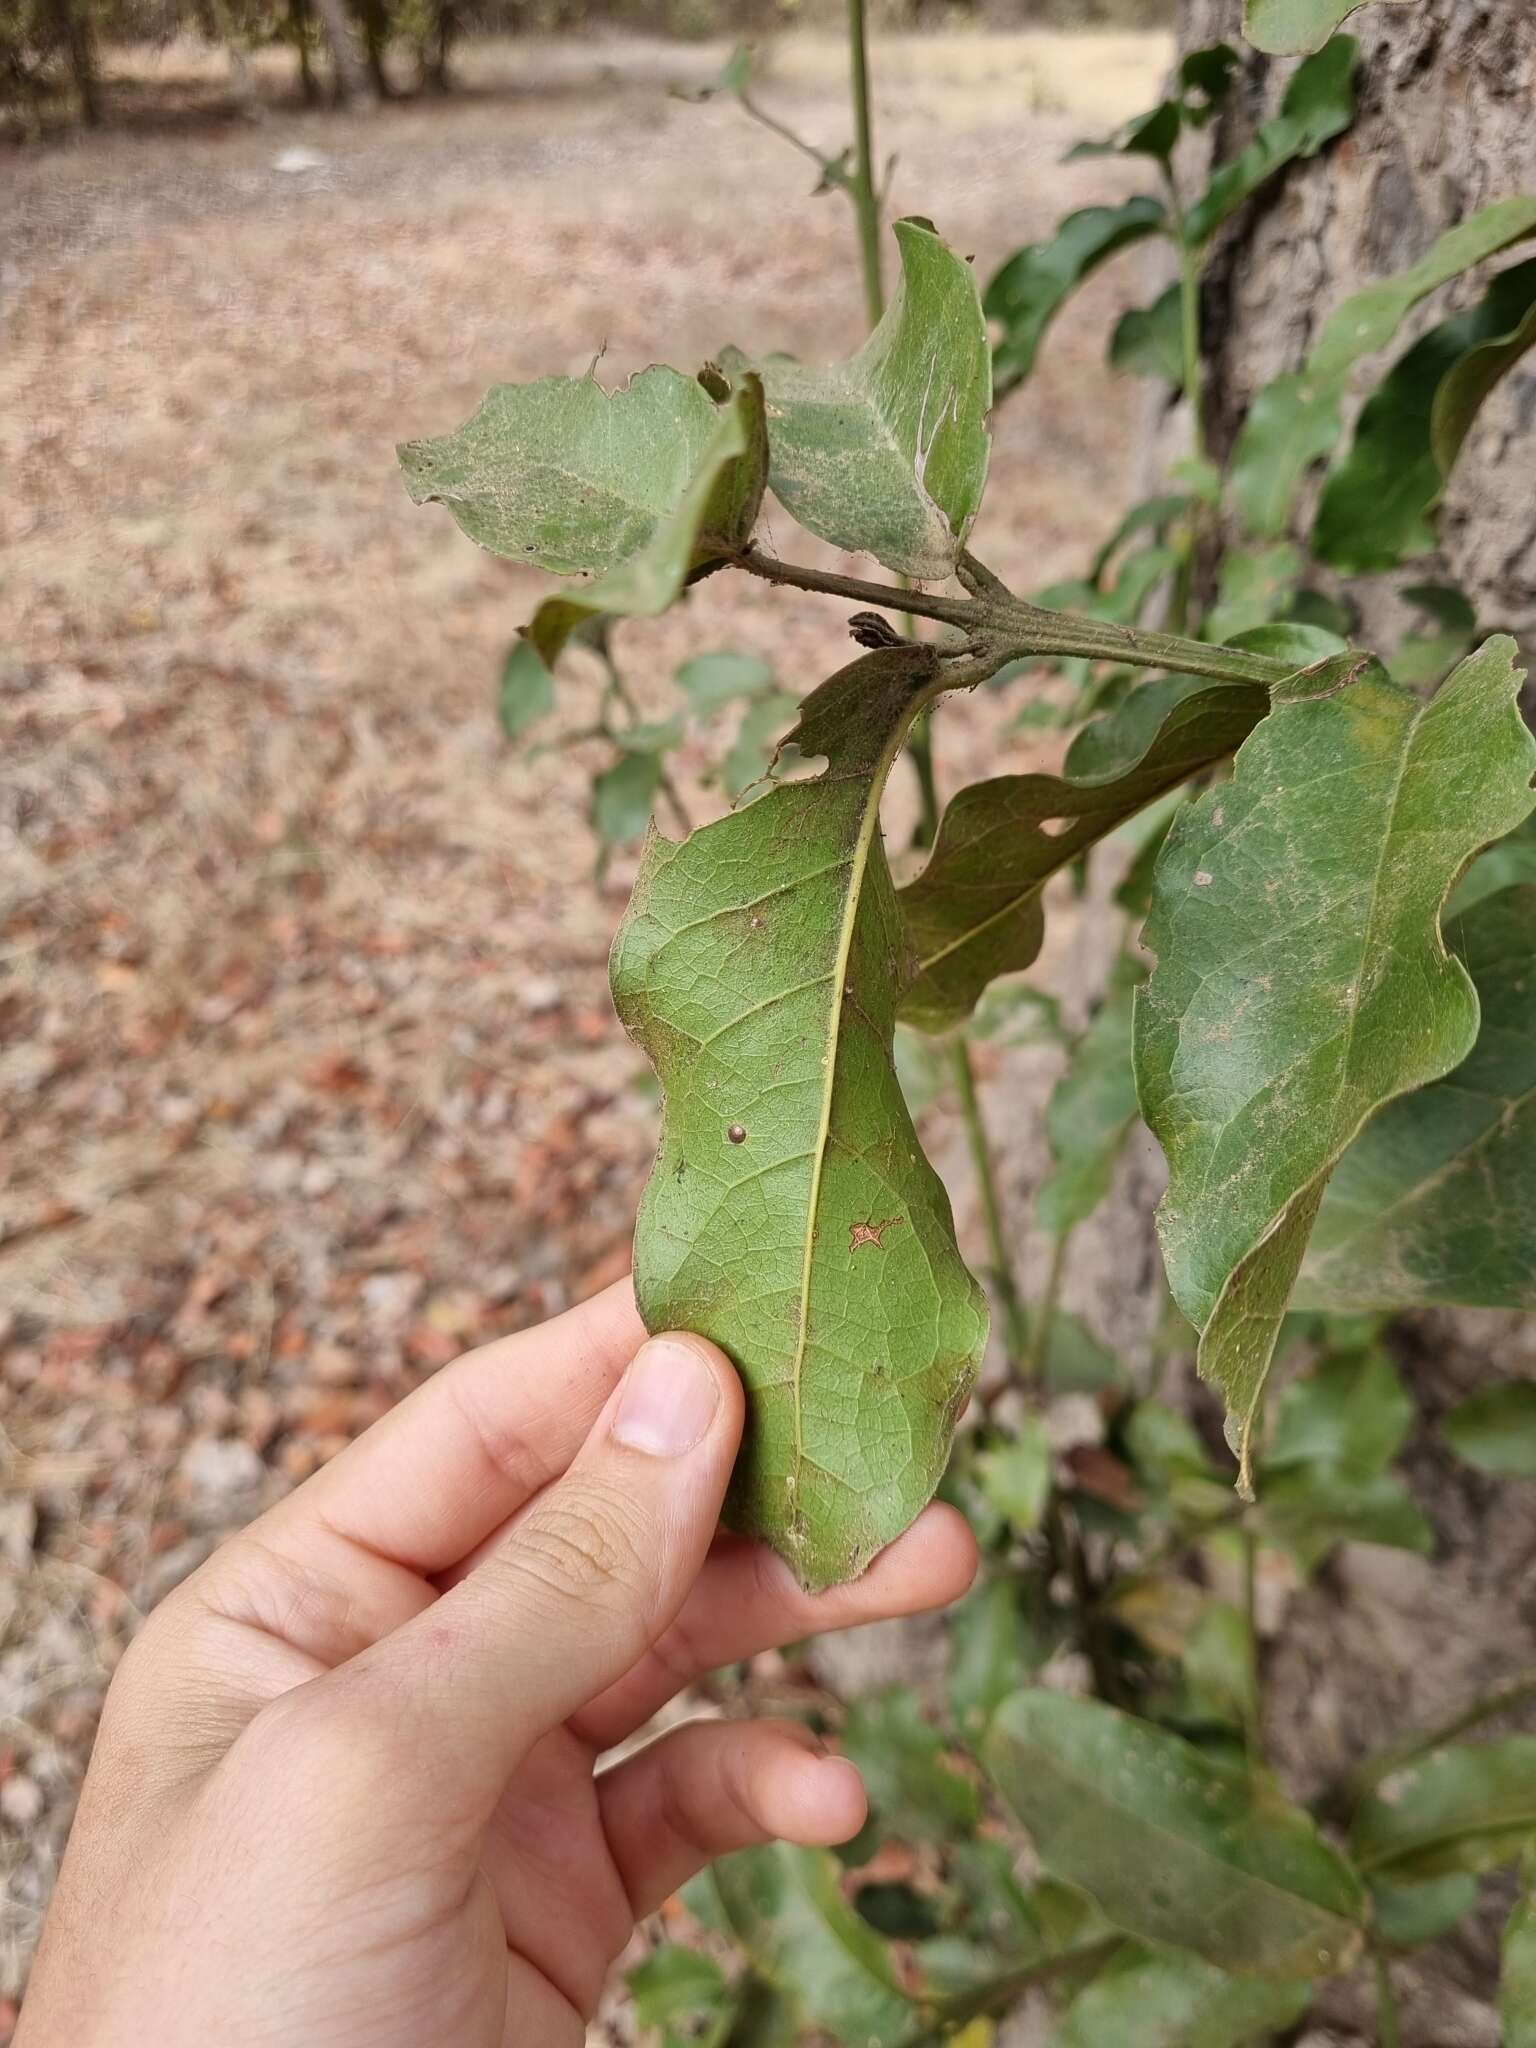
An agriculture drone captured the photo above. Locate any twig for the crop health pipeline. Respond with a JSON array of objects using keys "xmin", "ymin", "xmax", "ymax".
[
  {"xmin": 733, "ymin": 546, "xmax": 1294, "ymax": 689},
  {"xmin": 951, "ymin": 1037, "xmax": 1030, "ymax": 1370}
]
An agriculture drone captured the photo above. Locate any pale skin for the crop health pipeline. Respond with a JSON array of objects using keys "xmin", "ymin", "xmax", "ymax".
[{"xmin": 18, "ymin": 1280, "xmax": 977, "ymax": 2047}]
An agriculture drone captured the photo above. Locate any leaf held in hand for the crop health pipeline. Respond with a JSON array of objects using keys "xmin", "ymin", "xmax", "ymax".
[
  {"xmin": 613, "ymin": 647, "xmax": 988, "ymax": 1589},
  {"xmin": 1137, "ymin": 639, "xmax": 1536, "ymax": 1488}
]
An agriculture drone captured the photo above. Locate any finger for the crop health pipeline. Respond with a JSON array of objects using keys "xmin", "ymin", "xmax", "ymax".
[
  {"xmin": 597, "ymin": 1718, "xmax": 867, "ymax": 1918},
  {"xmin": 314, "ymin": 1333, "xmax": 745, "ymax": 1803},
  {"xmin": 572, "ymin": 1504, "xmax": 978, "ymax": 1750},
  {"xmin": 261, "ymin": 1278, "xmax": 646, "ymax": 1576}
]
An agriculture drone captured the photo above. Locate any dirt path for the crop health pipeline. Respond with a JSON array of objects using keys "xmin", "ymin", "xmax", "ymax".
[{"xmin": 0, "ymin": 30, "xmax": 1167, "ymax": 2030}]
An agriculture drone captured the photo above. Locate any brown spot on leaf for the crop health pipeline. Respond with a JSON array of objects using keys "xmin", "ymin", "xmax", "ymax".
[
  {"xmin": 727, "ymin": 1123, "xmax": 747, "ymax": 1145},
  {"xmin": 849, "ymin": 1216, "xmax": 903, "ymax": 1252}
]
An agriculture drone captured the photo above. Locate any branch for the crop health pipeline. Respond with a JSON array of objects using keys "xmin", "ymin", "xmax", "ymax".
[{"xmin": 733, "ymin": 546, "xmax": 1297, "ymax": 689}]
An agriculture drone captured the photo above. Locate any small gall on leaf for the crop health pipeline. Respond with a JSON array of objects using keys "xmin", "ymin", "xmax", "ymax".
[{"xmin": 727, "ymin": 1123, "xmax": 748, "ymax": 1145}]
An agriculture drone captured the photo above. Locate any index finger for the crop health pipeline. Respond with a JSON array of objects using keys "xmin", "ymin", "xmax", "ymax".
[{"xmin": 261, "ymin": 1277, "xmax": 647, "ymax": 1576}]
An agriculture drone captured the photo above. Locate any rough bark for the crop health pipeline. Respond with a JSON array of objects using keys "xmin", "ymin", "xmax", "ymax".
[
  {"xmin": 1183, "ymin": 0, "xmax": 1536, "ymax": 653},
  {"xmin": 309, "ymin": 0, "xmax": 376, "ymax": 109},
  {"xmin": 1170, "ymin": 6, "xmax": 1536, "ymax": 2042}
]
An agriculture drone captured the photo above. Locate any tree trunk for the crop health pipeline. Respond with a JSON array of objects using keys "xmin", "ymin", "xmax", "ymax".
[
  {"xmin": 1172, "ymin": 6, "xmax": 1536, "ymax": 2041},
  {"xmin": 49, "ymin": 0, "xmax": 100, "ymax": 127},
  {"xmin": 420, "ymin": 0, "xmax": 457, "ymax": 93},
  {"xmin": 309, "ymin": 0, "xmax": 376, "ymax": 110}
]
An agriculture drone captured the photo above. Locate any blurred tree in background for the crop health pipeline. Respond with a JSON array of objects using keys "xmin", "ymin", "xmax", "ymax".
[{"xmin": 1, "ymin": 0, "xmax": 1171, "ymax": 135}]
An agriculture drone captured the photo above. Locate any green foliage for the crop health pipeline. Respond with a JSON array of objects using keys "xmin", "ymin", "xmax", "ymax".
[
  {"xmin": 1232, "ymin": 196, "xmax": 1536, "ymax": 540},
  {"xmin": 841, "ymin": 1689, "xmax": 981, "ymax": 1842},
  {"xmin": 698, "ymin": 1844, "xmax": 924, "ymax": 2045},
  {"xmin": 1299, "ymin": 885, "xmax": 1536, "ymax": 1313},
  {"xmin": 611, "ymin": 647, "xmax": 988, "ymax": 1588},
  {"xmin": 400, "ymin": 24, "xmax": 1536, "ymax": 2028},
  {"xmin": 1138, "ymin": 640, "xmax": 1536, "ymax": 1484},
  {"xmin": 1182, "ymin": 37, "xmax": 1357, "ymax": 248},
  {"xmin": 1044, "ymin": 1942, "xmax": 1312, "ymax": 2047},
  {"xmin": 723, "ymin": 219, "xmax": 990, "ymax": 578},
  {"xmin": 1314, "ymin": 257, "xmax": 1536, "ymax": 573},
  {"xmin": 899, "ymin": 675, "xmax": 1268, "ymax": 1034},
  {"xmin": 628, "ymin": 1945, "xmax": 736, "ymax": 2048},
  {"xmin": 1442, "ymin": 1381, "xmax": 1536, "ymax": 1478},
  {"xmin": 1035, "ymin": 966, "xmax": 1141, "ymax": 1238},
  {"xmin": 986, "ymin": 198, "xmax": 1167, "ymax": 398},
  {"xmin": 1352, "ymin": 1739, "xmax": 1536, "ymax": 1879},
  {"xmin": 1505, "ymin": 1885, "xmax": 1536, "ymax": 2046},
  {"xmin": 1242, "ymin": 0, "xmax": 1408, "ymax": 55},
  {"xmin": 985, "ymin": 1690, "xmax": 1365, "ymax": 1976}
]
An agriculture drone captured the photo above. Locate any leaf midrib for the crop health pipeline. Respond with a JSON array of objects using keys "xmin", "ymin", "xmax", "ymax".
[{"xmin": 788, "ymin": 689, "xmax": 938, "ymax": 1501}]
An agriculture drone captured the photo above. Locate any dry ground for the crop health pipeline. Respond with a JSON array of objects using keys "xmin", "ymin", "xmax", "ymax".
[{"xmin": 0, "ymin": 28, "xmax": 1169, "ymax": 2037}]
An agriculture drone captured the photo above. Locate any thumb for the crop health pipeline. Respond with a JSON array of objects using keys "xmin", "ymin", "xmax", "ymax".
[{"xmin": 325, "ymin": 1332, "xmax": 744, "ymax": 1800}]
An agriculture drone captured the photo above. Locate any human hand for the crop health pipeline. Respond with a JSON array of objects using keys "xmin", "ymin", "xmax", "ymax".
[{"xmin": 18, "ymin": 1281, "xmax": 976, "ymax": 2048}]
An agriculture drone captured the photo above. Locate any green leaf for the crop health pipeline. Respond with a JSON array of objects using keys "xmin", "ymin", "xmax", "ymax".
[
  {"xmin": 1111, "ymin": 285, "xmax": 1187, "ymax": 389},
  {"xmin": 1230, "ymin": 197, "xmax": 1536, "ymax": 537},
  {"xmin": 678, "ymin": 649, "xmax": 778, "ymax": 712},
  {"xmin": 1036, "ymin": 969, "xmax": 1142, "ymax": 1237},
  {"xmin": 497, "ymin": 638, "xmax": 556, "ymax": 743},
  {"xmin": 1137, "ymin": 640, "xmax": 1536, "ymax": 1487},
  {"xmin": 1089, "ymin": 495, "xmax": 1192, "ymax": 586},
  {"xmin": 1264, "ymin": 1349, "xmax": 1411, "ymax": 1476},
  {"xmin": 1391, "ymin": 582, "xmax": 1478, "ymax": 689},
  {"xmin": 1069, "ymin": 46, "xmax": 1240, "ymax": 168},
  {"xmin": 1504, "ymin": 1886, "xmax": 1536, "ymax": 2046},
  {"xmin": 1230, "ymin": 373, "xmax": 1345, "ymax": 539},
  {"xmin": 977, "ymin": 1415, "xmax": 1054, "ymax": 1531},
  {"xmin": 1203, "ymin": 543, "xmax": 1303, "ymax": 648},
  {"xmin": 984, "ymin": 1690, "xmax": 1366, "ymax": 1976},
  {"xmin": 1258, "ymin": 1465, "xmax": 1430, "ymax": 1572},
  {"xmin": 593, "ymin": 749, "xmax": 664, "ymax": 849},
  {"xmin": 1369, "ymin": 1871, "xmax": 1480, "ymax": 1951},
  {"xmin": 1226, "ymin": 622, "xmax": 1347, "ymax": 667},
  {"xmin": 705, "ymin": 1844, "xmax": 923, "ymax": 2046},
  {"xmin": 1243, "ymin": 0, "xmax": 1408, "ymax": 55},
  {"xmin": 841, "ymin": 1688, "xmax": 981, "ymax": 1843},
  {"xmin": 1442, "ymin": 1382, "xmax": 1536, "ymax": 1478},
  {"xmin": 725, "ymin": 219, "xmax": 990, "ymax": 579},
  {"xmin": 1353, "ymin": 1739, "xmax": 1536, "ymax": 1879},
  {"xmin": 1298, "ymin": 885, "xmax": 1536, "ymax": 1314},
  {"xmin": 1183, "ymin": 37, "xmax": 1357, "ymax": 248},
  {"xmin": 1045, "ymin": 1942, "xmax": 1312, "ymax": 2047},
  {"xmin": 1452, "ymin": 812, "xmax": 1536, "ymax": 916},
  {"xmin": 949, "ymin": 1574, "xmax": 1051, "ymax": 1740},
  {"xmin": 401, "ymin": 362, "xmax": 764, "ymax": 574},
  {"xmin": 899, "ymin": 675, "xmax": 1270, "ymax": 1034},
  {"xmin": 986, "ymin": 198, "xmax": 1167, "ymax": 399},
  {"xmin": 1181, "ymin": 1601, "xmax": 1257, "ymax": 1729},
  {"xmin": 1314, "ymin": 257, "xmax": 1536, "ymax": 573},
  {"xmin": 613, "ymin": 647, "xmax": 989, "ymax": 1589},
  {"xmin": 628, "ymin": 1945, "xmax": 736, "ymax": 2048},
  {"xmin": 1315, "ymin": 199, "xmax": 1536, "ymax": 377},
  {"xmin": 527, "ymin": 376, "xmax": 769, "ymax": 664}
]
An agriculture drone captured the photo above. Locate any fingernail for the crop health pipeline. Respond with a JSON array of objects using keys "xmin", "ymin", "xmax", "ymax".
[{"xmin": 612, "ymin": 1339, "xmax": 720, "ymax": 1456}]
